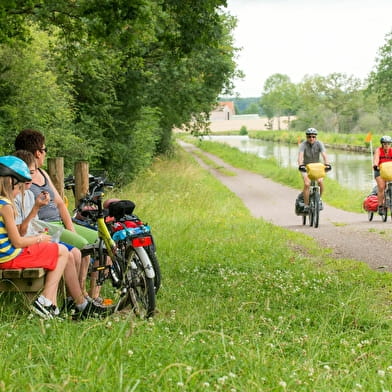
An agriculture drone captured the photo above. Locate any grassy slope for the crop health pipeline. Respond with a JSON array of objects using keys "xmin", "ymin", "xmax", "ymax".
[{"xmin": 0, "ymin": 147, "xmax": 392, "ymax": 391}]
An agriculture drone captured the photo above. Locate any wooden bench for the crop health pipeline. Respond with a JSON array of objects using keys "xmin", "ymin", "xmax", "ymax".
[{"xmin": 0, "ymin": 268, "xmax": 46, "ymax": 294}]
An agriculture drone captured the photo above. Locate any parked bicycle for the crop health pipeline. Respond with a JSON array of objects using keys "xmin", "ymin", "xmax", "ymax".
[
  {"xmin": 298, "ymin": 163, "xmax": 331, "ymax": 228},
  {"xmin": 64, "ymin": 175, "xmax": 160, "ymax": 318}
]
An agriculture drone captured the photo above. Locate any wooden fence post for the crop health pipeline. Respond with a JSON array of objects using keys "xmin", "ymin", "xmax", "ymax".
[
  {"xmin": 47, "ymin": 157, "xmax": 64, "ymax": 200},
  {"xmin": 74, "ymin": 161, "xmax": 89, "ymax": 208}
]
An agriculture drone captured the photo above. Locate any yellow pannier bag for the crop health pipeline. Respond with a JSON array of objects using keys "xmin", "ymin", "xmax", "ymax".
[
  {"xmin": 380, "ymin": 161, "xmax": 392, "ymax": 181},
  {"xmin": 306, "ymin": 162, "xmax": 325, "ymax": 180}
]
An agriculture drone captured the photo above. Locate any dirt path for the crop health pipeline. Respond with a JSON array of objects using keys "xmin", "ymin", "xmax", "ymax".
[{"xmin": 179, "ymin": 141, "xmax": 392, "ymax": 272}]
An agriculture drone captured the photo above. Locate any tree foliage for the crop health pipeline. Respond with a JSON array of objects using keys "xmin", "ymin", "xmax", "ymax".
[
  {"xmin": 368, "ymin": 31, "xmax": 392, "ymax": 107},
  {"xmin": 0, "ymin": 0, "xmax": 238, "ymax": 182},
  {"xmin": 260, "ymin": 74, "xmax": 299, "ymax": 129}
]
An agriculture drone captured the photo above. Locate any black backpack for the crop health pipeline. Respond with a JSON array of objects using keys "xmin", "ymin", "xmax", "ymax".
[{"xmin": 108, "ymin": 200, "xmax": 136, "ymax": 220}]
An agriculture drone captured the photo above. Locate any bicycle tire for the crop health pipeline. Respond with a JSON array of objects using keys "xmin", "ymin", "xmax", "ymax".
[
  {"xmin": 382, "ymin": 204, "xmax": 388, "ymax": 222},
  {"xmin": 126, "ymin": 246, "xmax": 156, "ymax": 318},
  {"xmin": 302, "ymin": 214, "xmax": 306, "ymax": 225},
  {"xmin": 368, "ymin": 211, "xmax": 374, "ymax": 221},
  {"xmin": 309, "ymin": 194, "xmax": 314, "ymax": 227},
  {"xmin": 82, "ymin": 240, "xmax": 130, "ymax": 313},
  {"xmin": 314, "ymin": 191, "xmax": 320, "ymax": 228},
  {"xmin": 145, "ymin": 245, "xmax": 161, "ymax": 293}
]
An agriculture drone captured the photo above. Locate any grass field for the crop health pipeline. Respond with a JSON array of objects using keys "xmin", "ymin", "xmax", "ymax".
[{"xmin": 1, "ymin": 145, "xmax": 392, "ymax": 391}]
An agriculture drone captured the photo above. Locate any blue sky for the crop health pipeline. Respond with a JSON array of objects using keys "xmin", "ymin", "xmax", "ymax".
[{"xmin": 225, "ymin": 0, "xmax": 392, "ymax": 97}]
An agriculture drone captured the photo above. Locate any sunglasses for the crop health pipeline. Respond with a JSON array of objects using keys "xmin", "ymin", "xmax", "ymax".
[
  {"xmin": 11, "ymin": 177, "xmax": 20, "ymax": 189},
  {"xmin": 307, "ymin": 135, "xmax": 316, "ymax": 139},
  {"xmin": 39, "ymin": 147, "xmax": 48, "ymax": 153}
]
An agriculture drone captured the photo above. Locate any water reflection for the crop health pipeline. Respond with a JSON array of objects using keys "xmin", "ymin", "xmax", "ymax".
[{"xmin": 205, "ymin": 135, "xmax": 374, "ymax": 191}]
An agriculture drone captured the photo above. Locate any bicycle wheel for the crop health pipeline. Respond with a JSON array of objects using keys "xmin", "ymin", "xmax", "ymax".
[
  {"xmin": 382, "ymin": 203, "xmax": 388, "ymax": 222},
  {"xmin": 368, "ymin": 211, "xmax": 374, "ymax": 221},
  {"xmin": 309, "ymin": 196, "xmax": 314, "ymax": 227},
  {"xmin": 313, "ymin": 191, "xmax": 320, "ymax": 228},
  {"xmin": 126, "ymin": 246, "xmax": 156, "ymax": 318},
  {"xmin": 302, "ymin": 214, "xmax": 306, "ymax": 225},
  {"xmin": 82, "ymin": 240, "xmax": 130, "ymax": 313},
  {"xmin": 145, "ymin": 245, "xmax": 161, "ymax": 293}
]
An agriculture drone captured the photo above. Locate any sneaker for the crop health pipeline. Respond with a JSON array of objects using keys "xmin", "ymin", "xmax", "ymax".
[
  {"xmin": 32, "ymin": 297, "xmax": 57, "ymax": 319},
  {"xmin": 60, "ymin": 297, "xmax": 75, "ymax": 314},
  {"xmin": 92, "ymin": 296, "xmax": 114, "ymax": 306},
  {"xmin": 73, "ymin": 300, "xmax": 112, "ymax": 320}
]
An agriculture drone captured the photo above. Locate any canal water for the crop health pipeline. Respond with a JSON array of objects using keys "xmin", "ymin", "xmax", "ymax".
[{"xmin": 204, "ymin": 135, "xmax": 375, "ymax": 192}]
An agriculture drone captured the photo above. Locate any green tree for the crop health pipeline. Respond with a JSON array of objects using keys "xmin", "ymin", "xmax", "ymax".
[
  {"xmin": 0, "ymin": 29, "xmax": 83, "ymax": 166},
  {"xmin": 368, "ymin": 31, "xmax": 392, "ymax": 106},
  {"xmin": 0, "ymin": 0, "xmax": 239, "ymax": 182},
  {"xmin": 295, "ymin": 73, "xmax": 363, "ymax": 133},
  {"xmin": 260, "ymin": 73, "xmax": 299, "ymax": 129}
]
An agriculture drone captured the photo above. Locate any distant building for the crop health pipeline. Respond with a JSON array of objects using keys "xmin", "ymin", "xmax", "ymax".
[{"xmin": 209, "ymin": 101, "xmax": 236, "ymax": 121}]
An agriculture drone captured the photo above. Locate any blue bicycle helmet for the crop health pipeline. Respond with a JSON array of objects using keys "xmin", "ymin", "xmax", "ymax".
[
  {"xmin": 305, "ymin": 127, "xmax": 318, "ymax": 135},
  {"xmin": 0, "ymin": 156, "xmax": 31, "ymax": 182}
]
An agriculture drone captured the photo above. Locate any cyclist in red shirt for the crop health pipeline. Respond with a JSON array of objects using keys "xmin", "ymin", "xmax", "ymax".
[{"xmin": 373, "ymin": 135, "xmax": 392, "ymax": 215}]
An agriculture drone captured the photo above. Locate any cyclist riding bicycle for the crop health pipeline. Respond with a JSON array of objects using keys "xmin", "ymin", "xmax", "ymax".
[
  {"xmin": 298, "ymin": 128, "xmax": 330, "ymax": 212},
  {"xmin": 373, "ymin": 135, "xmax": 392, "ymax": 215}
]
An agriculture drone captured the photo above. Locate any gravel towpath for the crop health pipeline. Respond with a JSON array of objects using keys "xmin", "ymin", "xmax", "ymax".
[{"xmin": 179, "ymin": 140, "xmax": 392, "ymax": 272}]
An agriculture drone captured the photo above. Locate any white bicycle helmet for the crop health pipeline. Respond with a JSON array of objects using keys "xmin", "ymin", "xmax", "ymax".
[
  {"xmin": 380, "ymin": 135, "xmax": 392, "ymax": 144},
  {"xmin": 305, "ymin": 127, "xmax": 318, "ymax": 135}
]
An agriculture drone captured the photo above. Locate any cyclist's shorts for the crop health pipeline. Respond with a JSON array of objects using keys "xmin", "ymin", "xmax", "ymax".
[{"xmin": 0, "ymin": 243, "xmax": 58, "ymax": 270}]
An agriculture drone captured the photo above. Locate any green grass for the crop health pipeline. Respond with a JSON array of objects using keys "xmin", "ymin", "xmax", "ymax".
[
  {"xmin": 192, "ymin": 149, "xmax": 236, "ymax": 176},
  {"xmin": 1, "ymin": 147, "xmax": 392, "ymax": 391}
]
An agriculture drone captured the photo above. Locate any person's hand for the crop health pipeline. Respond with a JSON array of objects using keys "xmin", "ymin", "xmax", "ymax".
[
  {"xmin": 373, "ymin": 165, "xmax": 379, "ymax": 171},
  {"xmin": 298, "ymin": 164, "xmax": 306, "ymax": 172},
  {"xmin": 37, "ymin": 233, "xmax": 52, "ymax": 243},
  {"xmin": 325, "ymin": 164, "xmax": 332, "ymax": 171},
  {"xmin": 35, "ymin": 191, "xmax": 50, "ymax": 208}
]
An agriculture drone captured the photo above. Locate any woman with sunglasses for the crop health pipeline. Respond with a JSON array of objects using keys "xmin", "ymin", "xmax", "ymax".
[
  {"xmin": 373, "ymin": 135, "xmax": 392, "ymax": 215},
  {"xmin": 297, "ymin": 128, "xmax": 330, "ymax": 212}
]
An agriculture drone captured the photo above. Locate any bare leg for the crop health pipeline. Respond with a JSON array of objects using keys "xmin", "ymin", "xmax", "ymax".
[
  {"xmin": 63, "ymin": 252, "xmax": 86, "ymax": 306},
  {"xmin": 376, "ymin": 176, "xmax": 385, "ymax": 206},
  {"xmin": 318, "ymin": 178, "xmax": 324, "ymax": 196},
  {"xmin": 71, "ymin": 247, "xmax": 82, "ymax": 278},
  {"xmin": 79, "ymin": 255, "xmax": 90, "ymax": 297},
  {"xmin": 41, "ymin": 244, "xmax": 69, "ymax": 306},
  {"xmin": 303, "ymin": 174, "xmax": 311, "ymax": 205}
]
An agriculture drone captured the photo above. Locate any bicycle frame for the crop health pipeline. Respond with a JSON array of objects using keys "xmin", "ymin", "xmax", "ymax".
[
  {"xmin": 381, "ymin": 181, "xmax": 392, "ymax": 222},
  {"xmin": 309, "ymin": 180, "xmax": 320, "ymax": 226}
]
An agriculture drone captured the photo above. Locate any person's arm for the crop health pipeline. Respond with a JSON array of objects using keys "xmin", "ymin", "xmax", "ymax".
[
  {"xmin": 298, "ymin": 150, "xmax": 304, "ymax": 166},
  {"xmin": 2, "ymin": 204, "xmax": 51, "ymax": 247},
  {"xmin": 17, "ymin": 192, "xmax": 50, "ymax": 236},
  {"xmin": 373, "ymin": 148, "xmax": 380, "ymax": 167},
  {"xmin": 43, "ymin": 169, "xmax": 75, "ymax": 232},
  {"xmin": 321, "ymin": 151, "xmax": 329, "ymax": 165}
]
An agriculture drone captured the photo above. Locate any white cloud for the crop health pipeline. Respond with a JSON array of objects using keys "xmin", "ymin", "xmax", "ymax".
[{"xmin": 226, "ymin": 0, "xmax": 392, "ymax": 97}]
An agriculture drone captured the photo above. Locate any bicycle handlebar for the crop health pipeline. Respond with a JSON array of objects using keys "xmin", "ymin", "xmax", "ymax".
[
  {"xmin": 298, "ymin": 164, "xmax": 332, "ymax": 172},
  {"xmin": 64, "ymin": 174, "xmax": 114, "ymax": 195}
]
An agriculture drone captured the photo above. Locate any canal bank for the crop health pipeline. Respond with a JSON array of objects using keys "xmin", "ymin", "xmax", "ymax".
[
  {"xmin": 179, "ymin": 139, "xmax": 392, "ymax": 273},
  {"xmin": 203, "ymin": 135, "xmax": 375, "ymax": 192}
]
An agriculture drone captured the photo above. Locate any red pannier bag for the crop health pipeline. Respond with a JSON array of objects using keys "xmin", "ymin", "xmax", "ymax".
[{"xmin": 363, "ymin": 195, "xmax": 378, "ymax": 212}]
